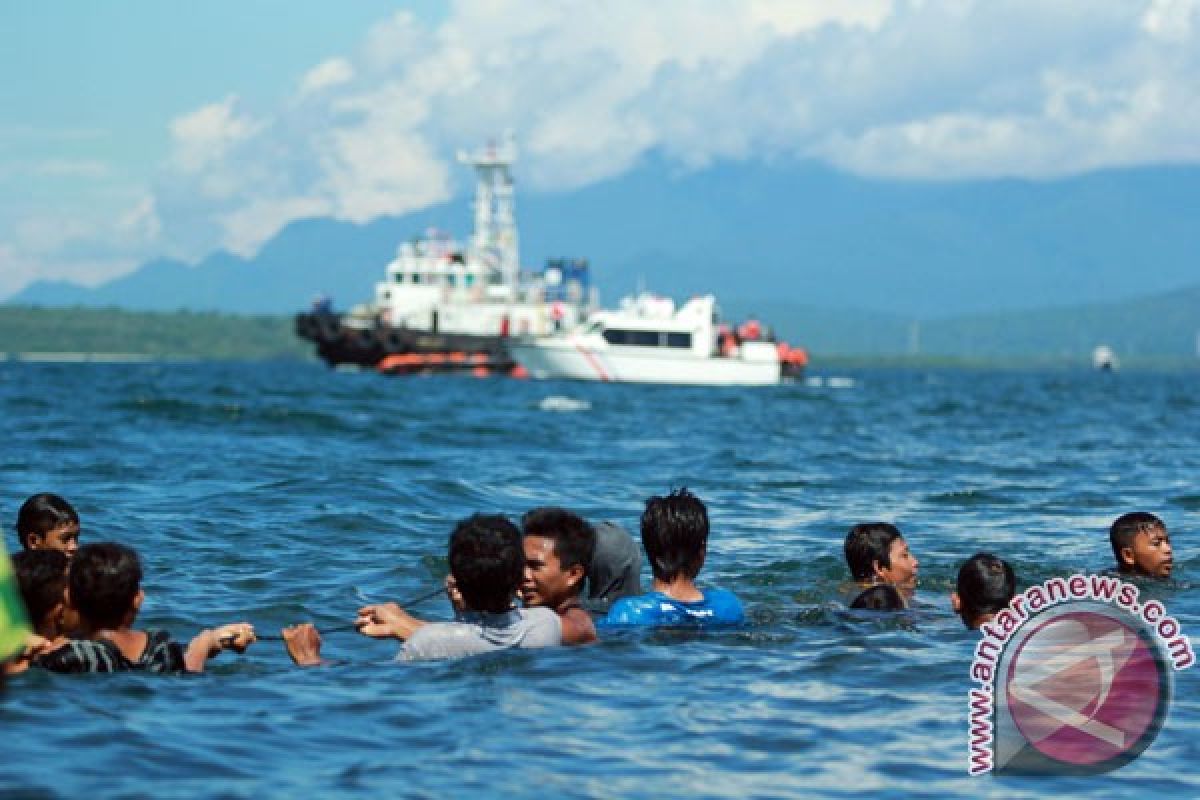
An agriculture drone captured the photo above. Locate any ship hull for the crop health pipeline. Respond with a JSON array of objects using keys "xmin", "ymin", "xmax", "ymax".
[
  {"xmin": 295, "ymin": 311, "xmax": 515, "ymax": 374},
  {"xmin": 509, "ymin": 337, "xmax": 785, "ymax": 386}
]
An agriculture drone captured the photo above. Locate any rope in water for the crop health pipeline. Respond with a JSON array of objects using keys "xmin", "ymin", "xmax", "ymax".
[{"xmin": 238, "ymin": 585, "xmax": 447, "ymax": 643}]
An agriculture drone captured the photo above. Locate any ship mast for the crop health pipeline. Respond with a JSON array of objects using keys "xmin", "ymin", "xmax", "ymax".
[{"xmin": 457, "ymin": 134, "xmax": 519, "ymax": 297}]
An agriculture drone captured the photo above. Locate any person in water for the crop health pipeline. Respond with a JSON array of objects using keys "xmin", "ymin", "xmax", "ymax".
[
  {"xmin": 843, "ymin": 522, "xmax": 920, "ymax": 598},
  {"xmin": 1109, "ymin": 511, "xmax": 1173, "ymax": 579},
  {"xmin": 2, "ymin": 550, "xmax": 69, "ymax": 675},
  {"xmin": 34, "ymin": 542, "xmax": 255, "ymax": 674},
  {"xmin": 951, "ymin": 553, "xmax": 1016, "ymax": 630},
  {"xmin": 285, "ymin": 514, "xmax": 562, "ymax": 665},
  {"xmin": 15, "ymin": 493, "xmax": 81, "ymax": 561},
  {"xmin": 850, "ymin": 584, "xmax": 906, "ymax": 611},
  {"xmin": 601, "ymin": 488, "xmax": 744, "ymax": 627},
  {"xmin": 520, "ymin": 507, "xmax": 597, "ymax": 645},
  {"xmin": 579, "ymin": 520, "xmax": 642, "ymax": 614}
]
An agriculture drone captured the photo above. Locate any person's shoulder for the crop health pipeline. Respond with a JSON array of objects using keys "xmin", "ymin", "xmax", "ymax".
[
  {"xmin": 701, "ymin": 587, "xmax": 745, "ymax": 622},
  {"xmin": 518, "ymin": 606, "xmax": 563, "ymax": 646},
  {"xmin": 140, "ymin": 629, "xmax": 188, "ymax": 673},
  {"xmin": 35, "ymin": 638, "xmax": 121, "ymax": 673},
  {"xmin": 402, "ymin": 620, "xmax": 471, "ymax": 661},
  {"xmin": 601, "ymin": 592, "xmax": 663, "ymax": 626},
  {"xmin": 521, "ymin": 606, "xmax": 559, "ymax": 623}
]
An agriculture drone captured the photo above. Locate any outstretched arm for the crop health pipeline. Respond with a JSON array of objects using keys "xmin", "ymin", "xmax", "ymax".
[
  {"xmin": 184, "ymin": 622, "xmax": 256, "ymax": 673},
  {"xmin": 355, "ymin": 603, "xmax": 428, "ymax": 641}
]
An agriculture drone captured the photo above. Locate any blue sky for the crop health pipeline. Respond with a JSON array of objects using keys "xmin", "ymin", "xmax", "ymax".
[{"xmin": 2, "ymin": 0, "xmax": 1198, "ymax": 299}]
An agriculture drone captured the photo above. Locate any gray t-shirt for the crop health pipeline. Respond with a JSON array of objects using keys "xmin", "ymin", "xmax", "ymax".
[
  {"xmin": 581, "ymin": 520, "xmax": 643, "ymax": 614},
  {"xmin": 401, "ymin": 607, "xmax": 562, "ymax": 662}
]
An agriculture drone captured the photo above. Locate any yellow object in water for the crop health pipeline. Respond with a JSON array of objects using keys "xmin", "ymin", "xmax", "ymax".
[{"xmin": 0, "ymin": 540, "xmax": 30, "ymax": 661}]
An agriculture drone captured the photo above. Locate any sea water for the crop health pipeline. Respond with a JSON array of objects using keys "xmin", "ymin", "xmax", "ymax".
[{"xmin": 1, "ymin": 362, "xmax": 1197, "ymax": 798}]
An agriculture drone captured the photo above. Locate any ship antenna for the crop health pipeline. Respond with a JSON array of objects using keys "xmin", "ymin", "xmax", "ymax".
[{"xmin": 457, "ymin": 132, "xmax": 519, "ymax": 298}]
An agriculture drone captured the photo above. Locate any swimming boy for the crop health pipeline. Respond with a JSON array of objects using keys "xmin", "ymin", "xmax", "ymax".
[
  {"xmin": 14, "ymin": 550, "xmax": 69, "ymax": 641},
  {"xmin": 35, "ymin": 542, "xmax": 255, "ymax": 674},
  {"xmin": 304, "ymin": 514, "xmax": 561, "ymax": 663},
  {"xmin": 1110, "ymin": 512, "xmax": 1173, "ymax": 579},
  {"xmin": 3, "ymin": 551, "xmax": 69, "ymax": 675},
  {"xmin": 15, "ymin": 493, "xmax": 80, "ymax": 560},
  {"xmin": 520, "ymin": 507, "xmax": 597, "ymax": 645},
  {"xmin": 951, "ymin": 552, "xmax": 1016, "ymax": 630},
  {"xmin": 601, "ymin": 489, "xmax": 744, "ymax": 627},
  {"xmin": 843, "ymin": 522, "xmax": 919, "ymax": 597}
]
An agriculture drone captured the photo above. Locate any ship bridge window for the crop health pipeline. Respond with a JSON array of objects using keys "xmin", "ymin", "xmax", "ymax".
[
  {"xmin": 411, "ymin": 273, "xmax": 421, "ymax": 284},
  {"xmin": 394, "ymin": 274, "xmax": 404, "ymax": 284}
]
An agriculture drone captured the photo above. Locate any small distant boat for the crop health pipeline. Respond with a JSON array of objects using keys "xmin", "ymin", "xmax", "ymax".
[
  {"xmin": 508, "ymin": 293, "xmax": 807, "ymax": 386},
  {"xmin": 1092, "ymin": 345, "xmax": 1119, "ymax": 371}
]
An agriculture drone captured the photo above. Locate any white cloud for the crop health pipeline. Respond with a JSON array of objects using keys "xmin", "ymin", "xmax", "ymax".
[
  {"xmin": 169, "ymin": 95, "xmax": 263, "ymax": 173},
  {"xmin": 1141, "ymin": 0, "xmax": 1200, "ymax": 39},
  {"xmin": 299, "ymin": 58, "xmax": 355, "ymax": 95}
]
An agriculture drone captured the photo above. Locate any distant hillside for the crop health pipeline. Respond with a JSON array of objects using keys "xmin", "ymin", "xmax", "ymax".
[
  {"xmin": 0, "ymin": 307, "xmax": 308, "ymax": 360},
  {"xmin": 725, "ymin": 284, "xmax": 1200, "ymax": 363},
  {"xmin": 9, "ymin": 161, "xmax": 1200, "ymax": 318},
  {"xmin": 2, "ymin": 286, "xmax": 1196, "ymax": 365}
]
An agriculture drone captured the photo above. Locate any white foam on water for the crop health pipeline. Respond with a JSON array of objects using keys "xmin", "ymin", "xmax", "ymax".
[
  {"xmin": 804, "ymin": 376, "xmax": 857, "ymax": 389},
  {"xmin": 538, "ymin": 395, "xmax": 592, "ymax": 413}
]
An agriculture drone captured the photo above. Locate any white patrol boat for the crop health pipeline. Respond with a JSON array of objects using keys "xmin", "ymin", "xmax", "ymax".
[
  {"xmin": 295, "ymin": 135, "xmax": 596, "ymax": 374},
  {"xmin": 508, "ymin": 293, "xmax": 807, "ymax": 385}
]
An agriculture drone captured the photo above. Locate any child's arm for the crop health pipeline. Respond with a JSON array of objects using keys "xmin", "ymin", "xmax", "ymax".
[{"xmin": 184, "ymin": 623, "xmax": 255, "ymax": 673}]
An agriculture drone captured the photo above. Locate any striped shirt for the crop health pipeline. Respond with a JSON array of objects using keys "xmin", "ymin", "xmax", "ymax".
[{"xmin": 35, "ymin": 629, "xmax": 188, "ymax": 674}]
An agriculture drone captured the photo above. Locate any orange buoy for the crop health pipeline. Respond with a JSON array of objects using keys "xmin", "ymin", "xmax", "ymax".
[{"xmin": 511, "ymin": 364, "xmax": 529, "ymax": 379}]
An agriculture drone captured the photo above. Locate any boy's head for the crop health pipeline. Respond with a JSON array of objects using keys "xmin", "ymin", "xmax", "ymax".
[
  {"xmin": 951, "ymin": 553, "xmax": 1015, "ymax": 630},
  {"xmin": 1109, "ymin": 512, "xmax": 1172, "ymax": 578},
  {"xmin": 641, "ymin": 488, "xmax": 708, "ymax": 584},
  {"xmin": 519, "ymin": 507, "xmax": 596, "ymax": 609},
  {"xmin": 448, "ymin": 514, "xmax": 524, "ymax": 613},
  {"xmin": 12, "ymin": 550, "xmax": 68, "ymax": 638},
  {"xmin": 67, "ymin": 542, "xmax": 143, "ymax": 631},
  {"xmin": 844, "ymin": 522, "xmax": 919, "ymax": 589},
  {"xmin": 16, "ymin": 493, "xmax": 80, "ymax": 559},
  {"xmin": 850, "ymin": 584, "xmax": 905, "ymax": 611}
]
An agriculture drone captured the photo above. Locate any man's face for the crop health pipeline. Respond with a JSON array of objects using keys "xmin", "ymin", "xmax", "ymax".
[
  {"xmin": 29, "ymin": 523, "xmax": 80, "ymax": 560},
  {"xmin": 521, "ymin": 535, "xmax": 582, "ymax": 609},
  {"xmin": 876, "ymin": 537, "xmax": 919, "ymax": 589},
  {"xmin": 1124, "ymin": 526, "xmax": 1173, "ymax": 578}
]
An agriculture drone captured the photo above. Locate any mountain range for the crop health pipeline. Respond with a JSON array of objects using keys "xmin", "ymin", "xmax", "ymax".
[{"xmin": 9, "ymin": 158, "xmax": 1199, "ymax": 359}]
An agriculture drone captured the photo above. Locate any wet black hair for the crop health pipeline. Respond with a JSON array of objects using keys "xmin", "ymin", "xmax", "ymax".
[
  {"xmin": 68, "ymin": 542, "xmax": 142, "ymax": 630},
  {"xmin": 521, "ymin": 507, "xmax": 596, "ymax": 578},
  {"xmin": 448, "ymin": 514, "xmax": 524, "ymax": 613},
  {"xmin": 1109, "ymin": 512, "xmax": 1166, "ymax": 568},
  {"xmin": 641, "ymin": 488, "xmax": 709, "ymax": 583},
  {"xmin": 15, "ymin": 493, "xmax": 79, "ymax": 549},
  {"xmin": 844, "ymin": 522, "xmax": 903, "ymax": 582},
  {"xmin": 12, "ymin": 550, "xmax": 68, "ymax": 632},
  {"xmin": 956, "ymin": 552, "xmax": 1015, "ymax": 628},
  {"xmin": 850, "ymin": 584, "xmax": 905, "ymax": 611}
]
